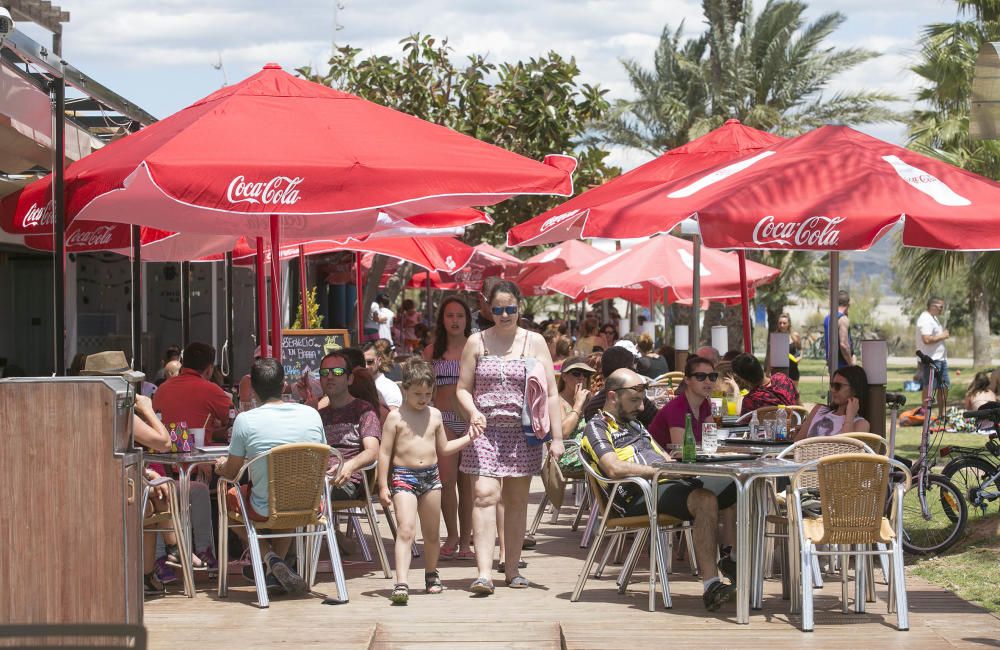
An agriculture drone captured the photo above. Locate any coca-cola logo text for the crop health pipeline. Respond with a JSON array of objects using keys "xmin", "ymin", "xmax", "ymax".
[
  {"xmin": 22, "ymin": 201, "xmax": 54, "ymax": 228},
  {"xmin": 226, "ymin": 176, "xmax": 304, "ymax": 206},
  {"xmin": 751, "ymin": 215, "xmax": 845, "ymax": 248},
  {"xmin": 540, "ymin": 208, "xmax": 584, "ymax": 233},
  {"xmin": 67, "ymin": 225, "xmax": 116, "ymax": 248}
]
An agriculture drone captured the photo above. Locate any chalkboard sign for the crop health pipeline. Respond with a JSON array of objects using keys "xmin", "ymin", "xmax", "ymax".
[{"xmin": 281, "ymin": 329, "xmax": 350, "ymax": 380}]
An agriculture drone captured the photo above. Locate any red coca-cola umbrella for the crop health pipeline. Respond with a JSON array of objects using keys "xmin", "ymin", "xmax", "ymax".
[
  {"xmin": 23, "ymin": 222, "xmax": 239, "ymax": 261},
  {"xmin": 506, "ymin": 119, "xmax": 784, "ymax": 247},
  {"xmin": 542, "ymin": 234, "xmax": 779, "ymax": 305},
  {"xmin": 409, "ymin": 243, "xmax": 522, "ymax": 291},
  {"xmin": 513, "ymin": 240, "xmax": 605, "ymax": 296},
  {"xmin": 2, "ymin": 64, "xmax": 573, "ymax": 358}
]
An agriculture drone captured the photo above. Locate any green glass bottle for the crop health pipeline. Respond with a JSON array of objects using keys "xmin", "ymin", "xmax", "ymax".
[{"xmin": 682, "ymin": 413, "xmax": 697, "ymax": 463}]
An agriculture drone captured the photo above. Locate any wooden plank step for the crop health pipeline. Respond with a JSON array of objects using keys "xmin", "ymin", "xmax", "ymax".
[{"xmin": 370, "ymin": 622, "xmax": 562, "ymax": 649}]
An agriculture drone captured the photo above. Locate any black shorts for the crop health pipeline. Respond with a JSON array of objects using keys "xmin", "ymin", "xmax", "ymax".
[
  {"xmin": 621, "ymin": 476, "xmax": 737, "ymax": 520},
  {"xmin": 329, "ymin": 480, "xmax": 362, "ymax": 501}
]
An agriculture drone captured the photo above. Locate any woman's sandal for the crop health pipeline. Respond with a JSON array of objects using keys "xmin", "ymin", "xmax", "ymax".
[
  {"xmin": 455, "ymin": 549, "xmax": 475, "ymax": 560},
  {"xmin": 439, "ymin": 543, "xmax": 458, "ymax": 560},
  {"xmin": 165, "ymin": 544, "xmax": 206, "ymax": 569},
  {"xmin": 497, "ymin": 560, "xmax": 527, "ymax": 573},
  {"xmin": 505, "ymin": 575, "xmax": 531, "ymax": 589},
  {"xmin": 390, "ymin": 583, "xmax": 409, "ymax": 605},
  {"xmin": 425, "ymin": 570, "xmax": 444, "ymax": 594},
  {"xmin": 469, "ymin": 577, "xmax": 495, "ymax": 596}
]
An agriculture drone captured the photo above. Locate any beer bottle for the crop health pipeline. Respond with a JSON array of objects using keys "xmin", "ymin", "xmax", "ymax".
[{"xmin": 682, "ymin": 413, "xmax": 697, "ymax": 463}]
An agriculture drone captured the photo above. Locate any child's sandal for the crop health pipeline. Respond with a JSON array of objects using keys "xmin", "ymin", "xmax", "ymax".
[
  {"xmin": 390, "ymin": 583, "xmax": 409, "ymax": 605},
  {"xmin": 425, "ymin": 570, "xmax": 444, "ymax": 594}
]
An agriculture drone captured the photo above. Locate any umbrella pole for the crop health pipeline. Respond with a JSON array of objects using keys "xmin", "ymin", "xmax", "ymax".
[
  {"xmin": 255, "ymin": 237, "xmax": 268, "ymax": 358},
  {"xmin": 738, "ymin": 250, "xmax": 752, "ymax": 354},
  {"xmin": 356, "ymin": 251, "xmax": 365, "ymax": 346},
  {"xmin": 298, "ymin": 245, "xmax": 308, "ymax": 329},
  {"xmin": 269, "ymin": 215, "xmax": 282, "ymax": 361},
  {"xmin": 225, "ymin": 252, "xmax": 234, "ymax": 383},
  {"xmin": 425, "ymin": 273, "xmax": 433, "ymax": 325},
  {"xmin": 828, "ymin": 252, "xmax": 839, "ymax": 379},
  {"xmin": 131, "ymin": 225, "xmax": 142, "ymax": 372},
  {"xmin": 691, "ymin": 233, "xmax": 701, "ymax": 352},
  {"xmin": 180, "ymin": 261, "xmax": 191, "ymax": 347},
  {"xmin": 52, "ymin": 76, "xmax": 66, "ymax": 376}
]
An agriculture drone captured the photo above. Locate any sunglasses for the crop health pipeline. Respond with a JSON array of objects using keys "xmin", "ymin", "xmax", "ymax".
[
  {"xmin": 830, "ymin": 381, "xmax": 849, "ymax": 391},
  {"xmin": 687, "ymin": 372, "xmax": 719, "ymax": 382},
  {"xmin": 318, "ymin": 367, "xmax": 348, "ymax": 377},
  {"xmin": 365, "ymin": 358, "xmax": 377, "ymax": 366},
  {"xmin": 621, "ymin": 383, "xmax": 650, "ymax": 393},
  {"xmin": 491, "ymin": 306, "xmax": 518, "ymax": 316},
  {"xmin": 566, "ymin": 369, "xmax": 591, "ymax": 379}
]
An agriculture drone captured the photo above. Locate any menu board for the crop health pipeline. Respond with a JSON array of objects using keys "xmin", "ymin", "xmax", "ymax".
[{"xmin": 280, "ymin": 329, "xmax": 350, "ymax": 381}]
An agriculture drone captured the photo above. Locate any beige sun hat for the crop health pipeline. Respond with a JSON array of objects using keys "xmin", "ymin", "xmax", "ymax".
[{"xmin": 81, "ymin": 350, "xmax": 131, "ymax": 376}]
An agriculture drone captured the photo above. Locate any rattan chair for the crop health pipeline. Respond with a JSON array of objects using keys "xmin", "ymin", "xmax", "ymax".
[
  {"xmin": 570, "ymin": 448, "xmax": 693, "ymax": 612},
  {"xmin": 329, "ymin": 459, "xmax": 393, "ymax": 577},
  {"xmin": 791, "ymin": 453, "xmax": 911, "ymax": 632},
  {"xmin": 216, "ymin": 443, "xmax": 348, "ymax": 608},
  {"xmin": 839, "ymin": 432, "xmax": 887, "ymax": 455},
  {"xmin": 745, "ymin": 404, "xmax": 810, "ymax": 426},
  {"xmin": 142, "ymin": 476, "xmax": 194, "ymax": 597},
  {"xmin": 528, "ymin": 440, "xmax": 591, "ymax": 537},
  {"xmin": 652, "ymin": 371, "xmax": 685, "ymax": 386}
]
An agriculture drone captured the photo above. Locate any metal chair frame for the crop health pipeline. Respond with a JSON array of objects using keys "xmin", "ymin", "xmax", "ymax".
[{"xmin": 142, "ymin": 475, "xmax": 195, "ymax": 598}]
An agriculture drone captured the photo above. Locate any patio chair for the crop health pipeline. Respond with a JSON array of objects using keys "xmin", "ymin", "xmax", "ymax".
[
  {"xmin": 329, "ymin": 459, "xmax": 393, "ymax": 577},
  {"xmin": 791, "ymin": 453, "xmax": 911, "ymax": 632},
  {"xmin": 764, "ymin": 436, "xmax": 872, "ymax": 603},
  {"xmin": 216, "ymin": 442, "xmax": 348, "ymax": 608},
  {"xmin": 570, "ymin": 448, "xmax": 693, "ymax": 612},
  {"xmin": 528, "ymin": 439, "xmax": 591, "ymax": 537},
  {"xmin": 652, "ymin": 371, "xmax": 685, "ymax": 385},
  {"xmin": 744, "ymin": 404, "xmax": 810, "ymax": 426},
  {"xmin": 839, "ymin": 432, "xmax": 887, "ymax": 455},
  {"xmin": 142, "ymin": 476, "xmax": 195, "ymax": 598}
]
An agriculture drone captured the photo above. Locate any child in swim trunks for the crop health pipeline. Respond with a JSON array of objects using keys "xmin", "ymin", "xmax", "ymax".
[{"xmin": 377, "ymin": 358, "xmax": 477, "ymax": 605}]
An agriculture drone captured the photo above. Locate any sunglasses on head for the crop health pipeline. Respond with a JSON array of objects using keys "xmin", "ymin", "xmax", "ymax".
[
  {"xmin": 491, "ymin": 306, "xmax": 518, "ymax": 316},
  {"xmin": 621, "ymin": 383, "xmax": 649, "ymax": 393},
  {"xmin": 318, "ymin": 367, "xmax": 348, "ymax": 377},
  {"xmin": 687, "ymin": 372, "xmax": 719, "ymax": 382}
]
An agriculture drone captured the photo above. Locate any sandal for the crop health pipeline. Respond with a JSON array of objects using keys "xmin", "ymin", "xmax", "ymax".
[
  {"xmin": 470, "ymin": 577, "xmax": 495, "ymax": 596},
  {"xmin": 455, "ymin": 549, "xmax": 475, "ymax": 560},
  {"xmin": 505, "ymin": 575, "xmax": 531, "ymax": 589},
  {"xmin": 439, "ymin": 543, "xmax": 458, "ymax": 560},
  {"xmin": 165, "ymin": 544, "xmax": 206, "ymax": 569},
  {"xmin": 425, "ymin": 570, "xmax": 444, "ymax": 594},
  {"xmin": 390, "ymin": 583, "xmax": 409, "ymax": 605},
  {"xmin": 497, "ymin": 560, "xmax": 527, "ymax": 573}
]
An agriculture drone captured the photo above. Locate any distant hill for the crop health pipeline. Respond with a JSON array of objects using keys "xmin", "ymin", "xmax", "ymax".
[{"xmin": 839, "ymin": 224, "xmax": 898, "ymax": 297}]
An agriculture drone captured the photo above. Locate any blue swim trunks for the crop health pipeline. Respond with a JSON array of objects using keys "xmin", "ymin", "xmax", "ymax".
[{"xmin": 390, "ymin": 465, "xmax": 443, "ymax": 497}]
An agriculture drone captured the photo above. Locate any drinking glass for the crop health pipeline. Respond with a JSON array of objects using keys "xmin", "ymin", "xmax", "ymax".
[
  {"xmin": 702, "ymin": 423, "xmax": 719, "ymax": 454},
  {"xmin": 711, "ymin": 401, "xmax": 723, "ymax": 426}
]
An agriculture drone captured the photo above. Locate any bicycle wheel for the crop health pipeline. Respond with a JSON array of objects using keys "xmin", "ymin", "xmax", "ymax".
[
  {"xmin": 942, "ymin": 456, "xmax": 997, "ymax": 517},
  {"xmin": 901, "ymin": 473, "xmax": 967, "ymax": 555}
]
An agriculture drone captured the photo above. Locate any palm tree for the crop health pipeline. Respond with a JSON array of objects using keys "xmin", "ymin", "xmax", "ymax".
[
  {"xmin": 901, "ymin": 0, "xmax": 1000, "ymax": 367},
  {"xmin": 593, "ymin": 0, "xmax": 900, "ymax": 332}
]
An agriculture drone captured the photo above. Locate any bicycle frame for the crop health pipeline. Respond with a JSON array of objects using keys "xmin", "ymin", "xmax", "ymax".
[{"xmin": 914, "ymin": 357, "xmax": 938, "ymax": 520}]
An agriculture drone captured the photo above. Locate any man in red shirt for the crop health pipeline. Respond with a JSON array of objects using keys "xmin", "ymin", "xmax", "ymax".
[{"xmin": 153, "ymin": 342, "xmax": 233, "ymax": 444}]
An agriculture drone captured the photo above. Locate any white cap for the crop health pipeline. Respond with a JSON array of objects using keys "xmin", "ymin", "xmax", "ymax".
[{"xmin": 613, "ymin": 340, "xmax": 640, "ymax": 359}]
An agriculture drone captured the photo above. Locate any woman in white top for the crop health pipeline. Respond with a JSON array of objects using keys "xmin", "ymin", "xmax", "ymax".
[{"xmin": 795, "ymin": 365, "xmax": 870, "ymax": 440}]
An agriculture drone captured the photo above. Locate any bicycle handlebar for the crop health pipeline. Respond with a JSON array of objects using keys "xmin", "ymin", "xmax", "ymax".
[
  {"xmin": 886, "ymin": 392, "xmax": 907, "ymax": 407},
  {"xmin": 963, "ymin": 408, "xmax": 1000, "ymax": 423},
  {"xmin": 915, "ymin": 350, "xmax": 934, "ymax": 366}
]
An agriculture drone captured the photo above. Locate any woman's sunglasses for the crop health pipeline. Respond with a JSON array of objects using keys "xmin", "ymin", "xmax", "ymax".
[
  {"xmin": 318, "ymin": 367, "xmax": 348, "ymax": 377},
  {"xmin": 830, "ymin": 381, "xmax": 849, "ymax": 391},
  {"xmin": 492, "ymin": 306, "xmax": 518, "ymax": 316},
  {"xmin": 566, "ymin": 369, "xmax": 591, "ymax": 379},
  {"xmin": 687, "ymin": 372, "xmax": 719, "ymax": 382}
]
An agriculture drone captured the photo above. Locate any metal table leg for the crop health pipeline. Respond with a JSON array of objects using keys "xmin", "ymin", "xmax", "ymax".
[{"xmin": 735, "ymin": 479, "xmax": 751, "ymax": 624}]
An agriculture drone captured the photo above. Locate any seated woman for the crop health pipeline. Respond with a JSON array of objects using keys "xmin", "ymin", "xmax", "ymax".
[
  {"xmin": 555, "ymin": 356, "xmax": 594, "ymax": 471},
  {"xmin": 732, "ymin": 353, "xmax": 799, "ymax": 415},
  {"xmin": 794, "ymin": 366, "xmax": 870, "ymax": 440},
  {"xmin": 636, "ymin": 333, "xmax": 668, "ymax": 379},
  {"xmin": 713, "ymin": 361, "xmax": 743, "ymax": 414},
  {"xmin": 964, "ymin": 371, "xmax": 998, "ymax": 411}
]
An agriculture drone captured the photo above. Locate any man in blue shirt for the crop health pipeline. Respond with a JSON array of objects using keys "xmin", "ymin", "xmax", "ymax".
[
  {"xmin": 216, "ymin": 357, "xmax": 325, "ymax": 595},
  {"xmin": 823, "ymin": 290, "xmax": 855, "ymax": 369}
]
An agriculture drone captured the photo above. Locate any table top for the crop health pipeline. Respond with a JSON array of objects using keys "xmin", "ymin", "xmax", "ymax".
[
  {"xmin": 652, "ymin": 456, "xmax": 805, "ymax": 480},
  {"xmin": 145, "ymin": 447, "xmax": 229, "ymax": 464}
]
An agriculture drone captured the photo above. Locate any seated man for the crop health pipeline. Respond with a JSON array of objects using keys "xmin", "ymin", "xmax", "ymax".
[
  {"xmin": 583, "ymin": 345, "xmax": 659, "ymax": 427},
  {"xmin": 314, "ymin": 350, "xmax": 382, "ymax": 500},
  {"xmin": 215, "ymin": 358, "xmax": 325, "ymax": 595},
  {"xmin": 581, "ymin": 368, "xmax": 737, "ymax": 611},
  {"xmin": 153, "ymin": 341, "xmax": 232, "ymax": 443}
]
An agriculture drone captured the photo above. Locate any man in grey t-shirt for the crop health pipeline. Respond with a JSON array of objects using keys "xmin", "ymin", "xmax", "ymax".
[{"xmin": 216, "ymin": 358, "xmax": 324, "ymax": 595}]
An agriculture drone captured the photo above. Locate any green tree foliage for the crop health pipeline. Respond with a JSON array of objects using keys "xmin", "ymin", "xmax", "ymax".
[
  {"xmin": 292, "ymin": 287, "xmax": 322, "ymax": 329},
  {"xmin": 899, "ymin": 0, "xmax": 1000, "ymax": 366},
  {"xmin": 297, "ymin": 34, "xmax": 619, "ymax": 245}
]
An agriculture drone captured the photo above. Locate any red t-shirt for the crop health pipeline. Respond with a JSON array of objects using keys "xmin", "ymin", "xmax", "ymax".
[
  {"xmin": 739, "ymin": 372, "xmax": 799, "ymax": 414},
  {"xmin": 648, "ymin": 391, "xmax": 711, "ymax": 448},
  {"xmin": 152, "ymin": 368, "xmax": 232, "ymax": 442}
]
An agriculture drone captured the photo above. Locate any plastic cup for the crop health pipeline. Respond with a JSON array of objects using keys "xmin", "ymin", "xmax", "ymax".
[{"xmin": 189, "ymin": 427, "xmax": 206, "ymax": 449}]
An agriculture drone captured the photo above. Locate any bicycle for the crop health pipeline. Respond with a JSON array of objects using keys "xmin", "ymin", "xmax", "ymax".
[
  {"xmin": 940, "ymin": 406, "xmax": 1000, "ymax": 517},
  {"xmin": 897, "ymin": 350, "xmax": 968, "ymax": 555}
]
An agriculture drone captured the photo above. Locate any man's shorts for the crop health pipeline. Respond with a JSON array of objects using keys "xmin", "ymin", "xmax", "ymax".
[
  {"xmin": 621, "ymin": 477, "xmax": 737, "ymax": 520},
  {"xmin": 390, "ymin": 465, "xmax": 443, "ymax": 498},
  {"xmin": 226, "ymin": 485, "xmax": 269, "ymax": 522},
  {"xmin": 328, "ymin": 479, "xmax": 363, "ymax": 502},
  {"xmin": 921, "ymin": 359, "xmax": 951, "ymax": 391}
]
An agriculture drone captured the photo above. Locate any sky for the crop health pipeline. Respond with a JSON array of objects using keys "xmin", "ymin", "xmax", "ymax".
[{"xmin": 16, "ymin": 0, "xmax": 963, "ymax": 172}]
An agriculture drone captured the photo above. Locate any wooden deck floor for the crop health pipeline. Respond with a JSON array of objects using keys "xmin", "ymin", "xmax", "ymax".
[{"xmin": 144, "ymin": 478, "xmax": 1000, "ymax": 649}]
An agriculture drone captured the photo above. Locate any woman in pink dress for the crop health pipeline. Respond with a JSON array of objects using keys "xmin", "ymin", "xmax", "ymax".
[{"xmin": 456, "ymin": 280, "xmax": 563, "ymax": 594}]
